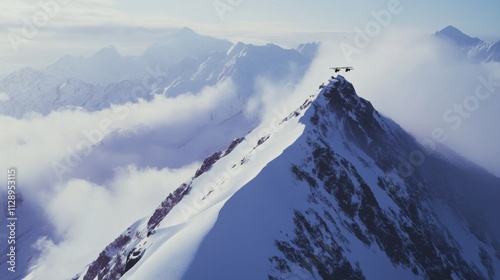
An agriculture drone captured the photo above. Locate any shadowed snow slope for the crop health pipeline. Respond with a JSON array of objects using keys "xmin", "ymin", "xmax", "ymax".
[{"xmin": 71, "ymin": 76, "xmax": 500, "ymax": 280}]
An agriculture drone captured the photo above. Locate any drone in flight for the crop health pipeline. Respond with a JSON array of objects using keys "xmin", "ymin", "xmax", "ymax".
[{"xmin": 330, "ymin": 67, "xmax": 354, "ymax": 73}]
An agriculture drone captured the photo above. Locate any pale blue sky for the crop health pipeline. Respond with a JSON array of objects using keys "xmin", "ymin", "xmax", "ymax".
[
  {"xmin": 1, "ymin": 0, "xmax": 499, "ymax": 73},
  {"xmin": 115, "ymin": 0, "xmax": 500, "ymax": 38}
]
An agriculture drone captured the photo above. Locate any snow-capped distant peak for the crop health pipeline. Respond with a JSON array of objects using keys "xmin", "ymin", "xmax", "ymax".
[
  {"xmin": 435, "ymin": 25, "xmax": 483, "ymax": 46},
  {"xmin": 434, "ymin": 25, "xmax": 500, "ymax": 63}
]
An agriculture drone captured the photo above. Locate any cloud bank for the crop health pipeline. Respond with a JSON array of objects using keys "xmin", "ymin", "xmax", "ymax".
[{"xmin": 0, "ymin": 79, "xmax": 245, "ymax": 279}]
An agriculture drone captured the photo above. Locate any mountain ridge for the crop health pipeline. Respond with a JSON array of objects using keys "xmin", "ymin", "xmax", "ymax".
[
  {"xmin": 435, "ymin": 25, "xmax": 483, "ymax": 47},
  {"xmin": 70, "ymin": 75, "xmax": 500, "ymax": 280}
]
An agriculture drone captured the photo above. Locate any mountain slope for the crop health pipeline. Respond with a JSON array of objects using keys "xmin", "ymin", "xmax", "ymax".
[
  {"xmin": 72, "ymin": 76, "xmax": 500, "ymax": 280},
  {"xmin": 0, "ymin": 29, "xmax": 319, "ymax": 280}
]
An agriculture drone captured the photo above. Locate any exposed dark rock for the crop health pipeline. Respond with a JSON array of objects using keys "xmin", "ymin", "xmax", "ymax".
[{"xmin": 270, "ymin": 77, "xmax": 496, "ymax": 280}]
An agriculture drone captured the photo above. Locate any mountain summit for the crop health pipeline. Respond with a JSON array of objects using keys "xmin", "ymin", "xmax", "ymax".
[
  {"xmin": 71, "ymin": 75, "xmax": 500, "ymax": 280},
  {"xmin": 435, "ymin": 25, "xmax": 483, "ymax": 47}
]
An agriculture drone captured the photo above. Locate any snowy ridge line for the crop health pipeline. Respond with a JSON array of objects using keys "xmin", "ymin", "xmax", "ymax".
[
  {"xmin": 73, "ymin": 77, "xmax": 329, "ymax": 280},
  {"xmin": 70, "ymin": 73, "xmax": 500, "ymax": 280}
]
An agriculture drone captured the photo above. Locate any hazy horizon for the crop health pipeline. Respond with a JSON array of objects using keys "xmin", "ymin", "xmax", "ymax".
[{"xmin": 2, "ymin": 0, "xmax": 500, "ymax": 74}]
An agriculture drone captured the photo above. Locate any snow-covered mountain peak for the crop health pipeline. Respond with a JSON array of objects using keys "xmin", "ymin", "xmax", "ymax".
[
  {"xmin": 435, "ymin": 25, "xmax": 483, "ymax": 46},
  {"xmin": 70, "ymin": 74, "xmax": 500, "ymax": 280},
  {"xmin": 176, "ymin": 26, "xmax": 198, "ymax": 37},
  {"xmin": 434, "ymin": 26, "xmax": 500, "ymax": 62}
]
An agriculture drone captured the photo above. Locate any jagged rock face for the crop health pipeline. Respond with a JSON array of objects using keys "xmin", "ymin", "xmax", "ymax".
[{"xmin": 269, "ymin": 78, "xmax": 500, "ymax": 280}]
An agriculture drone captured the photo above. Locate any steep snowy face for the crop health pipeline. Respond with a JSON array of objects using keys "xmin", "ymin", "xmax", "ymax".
[
  {"xmin": 264, "ymin": 77, "xmax": 500, "ymax": 279},
  {"xmin": 72, "ymin": 76, "xmax": 500, "ymax": 280},
  {"xmin": 182, "ymin": 77, "xmax": 500, "ymax": 280},
  {"xmin": 70, "ymin": 76, "xmax": 323, "ymax": 280}
]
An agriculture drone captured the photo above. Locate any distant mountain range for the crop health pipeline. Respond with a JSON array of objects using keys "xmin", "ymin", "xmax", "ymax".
[
  {"xmin": 0, "ymin": 27, "xmax": 318, "ymax": 118},
  {"xmin": 435, "ymin": 25, "xmax": 500, "ymax": 62}
]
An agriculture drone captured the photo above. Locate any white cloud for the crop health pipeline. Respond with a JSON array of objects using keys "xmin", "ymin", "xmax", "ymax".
[
  {"xmin": 26, "ymin": 165, "xmax": 197, "ymax": 280},
  {"xmin": 0, "ymin": 79, "xmax": 243, "ymax": 279},
  {"xmin": 0, "ymin": 79, "xmax": 237, "ymax": 191}
]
